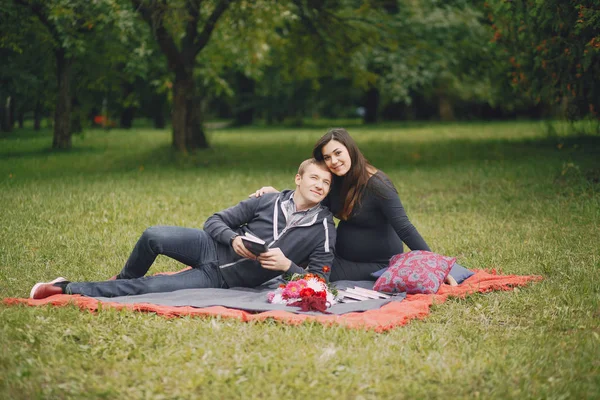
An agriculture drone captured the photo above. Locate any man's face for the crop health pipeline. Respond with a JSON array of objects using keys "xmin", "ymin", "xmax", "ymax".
[{"xmin": 294, "ymin": 163, "xmax": 332, "ymax": 205}]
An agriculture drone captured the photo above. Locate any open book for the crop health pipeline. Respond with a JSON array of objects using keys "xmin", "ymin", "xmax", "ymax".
[
  {"xmin": 337, "ymin": 287, "xmax": 391, "ymax": 303},
  {"xmin": 241, "ymin": 233, "xmax": 270, "ymax": 256}
]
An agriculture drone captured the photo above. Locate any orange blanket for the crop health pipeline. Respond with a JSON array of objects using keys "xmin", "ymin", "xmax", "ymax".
[{"xmin": 4, "ymin": 270, "xmax": 541, "ymax": 332}]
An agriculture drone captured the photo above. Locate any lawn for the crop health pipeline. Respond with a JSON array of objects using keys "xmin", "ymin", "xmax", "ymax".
[{"xmin": 1, "ymin": 120, "xmax": 599, "ymax": 399}]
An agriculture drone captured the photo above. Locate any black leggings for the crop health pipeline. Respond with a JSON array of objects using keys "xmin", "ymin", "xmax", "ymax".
[{"xmin": 329, "ymin": 256, "xmax": 386, "ymax": 282}]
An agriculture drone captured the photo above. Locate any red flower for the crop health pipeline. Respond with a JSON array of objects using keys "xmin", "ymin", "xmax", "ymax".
[
  {"xmin": 292, "ymin": 296, "xmax": 330, "ymax": 313},
  {"xmin": 299, "ymin": 288, "xmax": 315, "ymax": 298},
  {"xmin": 322, "ymin": 265, "xmax": 331, "ymax": 273},
  {"xmin": 315, "ymin": 291, "xmax": 327, "ymax": 299}
]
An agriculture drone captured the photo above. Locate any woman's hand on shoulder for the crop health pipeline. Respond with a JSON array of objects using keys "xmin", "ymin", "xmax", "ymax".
[{"xmin": 249, "ymin": 186, "xmax": 279, "ymax": 198}]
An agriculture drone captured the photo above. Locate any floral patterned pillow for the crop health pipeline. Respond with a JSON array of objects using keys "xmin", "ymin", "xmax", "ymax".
[{"xmin": 373, "ymin": 251, "xmax": 456, "ymax": 294}]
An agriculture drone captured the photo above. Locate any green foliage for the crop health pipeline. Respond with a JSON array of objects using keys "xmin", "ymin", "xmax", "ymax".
[
  {"xmin": 244, "ymin": 1, "xmax": 396, "ymax": 123},
  {"xmin": 12, "ymin": 0, "xmax": 121, "ymax": 56},
  {"xmin": 1, "ymin": 122, "xmax": 599, "ymax": 398},
  {"xmin": 343, "ymin": 0, "xmax": 494, "ymax": 107},
  {"xmin": 197, "ymin": 0, "xmax": 393, "ymax": 121},
  {"xmin": 4, "ymin": 0, "xmax": 598, "ymax": 138},
  {"xmin": 0, "ymin": 3, "xmax": 55, "ymax": 116},
  {"xmin": 197, "ymin": 0, "xmax": 288, "ymax": 95},
  {"xmin": 242, "ymin": 0, "xmax": 500, "ymax": 122},
  {"xmin": 4, "ymin": 0, "xmax": 152, "ymax": 140},
  {"xmin": 67, "ymin": 1, "xmax": 167, "ymax": 126},
  {"xmin": 487, "ymin": 0, "xmax": 600, "ymax": 119}
]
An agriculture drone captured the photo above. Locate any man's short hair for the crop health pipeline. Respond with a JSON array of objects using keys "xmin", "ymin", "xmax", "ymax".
[{"xmin": 297, "ymin": 158, "xmax": 329, "ymax": 176}]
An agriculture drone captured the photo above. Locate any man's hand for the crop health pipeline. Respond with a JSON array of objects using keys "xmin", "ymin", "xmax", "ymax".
[
  {"xmin": 232, "ymin": 236, "xmax": 257, "ymax": 260},
  {"xmin": 249, "ymin": 186, "xmax": 278, "ymax": 198},
  {"xmin": 257, "ymin": 248, "xmax": 291, "ymax": 272}
]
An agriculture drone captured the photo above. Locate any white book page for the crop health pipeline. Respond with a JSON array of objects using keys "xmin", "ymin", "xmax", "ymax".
[{"xmin": 243, "ymin": 232, "xmax": 265, "ymax": 244}]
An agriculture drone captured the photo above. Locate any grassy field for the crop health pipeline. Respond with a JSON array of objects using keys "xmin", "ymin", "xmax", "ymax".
[{"xmin": 1, "ymin": 120, "xmax": 599, "ymax": 399}]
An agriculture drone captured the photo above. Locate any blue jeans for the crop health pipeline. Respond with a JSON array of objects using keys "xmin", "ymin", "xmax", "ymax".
[{"xmin": 67, "ymin": 226, "xmax": 226, "ymax": 298}]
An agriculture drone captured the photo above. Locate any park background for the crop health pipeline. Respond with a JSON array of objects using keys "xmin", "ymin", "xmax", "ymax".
[{"xmin": 1, "ymin": 0, "xmax": 599, "ymax": 399}]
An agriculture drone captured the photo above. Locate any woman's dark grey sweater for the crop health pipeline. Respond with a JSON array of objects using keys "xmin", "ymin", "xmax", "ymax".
[{"xmin": 327, "ymin": 171, "xmax": 430, "ymax": 264}]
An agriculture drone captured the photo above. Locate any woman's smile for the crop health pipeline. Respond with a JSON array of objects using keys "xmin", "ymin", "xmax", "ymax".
[{"xmin": 321, "ymin": 140, "xmax": 352, "ymax": 176}]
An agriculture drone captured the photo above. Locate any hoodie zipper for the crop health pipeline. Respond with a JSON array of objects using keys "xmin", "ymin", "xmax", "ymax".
[{"xmin": 220, "ymin": 195, "xmax": 326, "ymax": 269}]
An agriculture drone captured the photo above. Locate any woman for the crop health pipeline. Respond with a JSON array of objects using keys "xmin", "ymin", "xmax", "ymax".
[{"xmin": 254, "ymin": 128, "xmax": 431, "ymax": 282}]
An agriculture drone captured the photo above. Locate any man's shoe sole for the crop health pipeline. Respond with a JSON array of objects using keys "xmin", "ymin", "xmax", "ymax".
[{"xmin": 30, "ymin": 277, "xmax": 67, "ymax": 299}]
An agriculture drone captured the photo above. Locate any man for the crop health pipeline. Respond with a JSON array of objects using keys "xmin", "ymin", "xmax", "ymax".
[{"xmin": 30, "ymin": 159, "xmax": 336, "ymax": 299}]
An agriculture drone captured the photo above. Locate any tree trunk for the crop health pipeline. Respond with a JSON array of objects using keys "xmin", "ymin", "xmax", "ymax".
[
  {"xmin": 70, "ymin": 112, "xmax": 83, "ymax": 133},
  {"xmin": 120, "ymin": 81, "xmax": 136, "ymax": 129},
  {"xmin": 34, "ymin": 100, "xmax": 42, "ymax": 130},
  {"xmin": 9, "ymin": 98, "xmax": 16, "ymax": 130},
  {"xmin": 172, "ymin": 73, "xmax": 208, "ymax": 152},
  {"xmin": 147, "ymin": 92, "xmax": 167, "ymax": 129},
  {"xmin": 53, "ymin": 49, "xmax": 72, "ymax": 149},
  {"xmin": 153, "ymin": 108, "xmax": 166, "ymax": 129},
  {"xmin": 438, "ymin": 93, "xmax": 455, "ymax": 121},
  {"xmin": 70, "ymin": 95, "xmax": 83, "ymax": 134},
  {"xmin": 233, "ymin": 73, "xmax": 255, "ymax": 126},
  {"xmin": 18, "ymin": 110, "xmax": 24, "ymax": 128},
  {"xmin": 120, "ymin": 107, "xmax": 135, "ymax": 129},
  {"xmin": 292, "ymin": 109, "xmax": 304, "ymax": 126},
  {"xmin": 363, "ymin": 86, "xmax": 379, "ymax": 124},
  {"xmin": 0, "ymin": 105, "xmax": 6, "ymax": 133},
  {"xmin": 1, "ymin": 96, "xmax": 11, "ymax": 132}
]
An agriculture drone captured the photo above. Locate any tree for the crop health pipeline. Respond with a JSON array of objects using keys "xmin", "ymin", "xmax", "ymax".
[
  {"xmin": 347, "ymin": 0, "xmax": 495, "ymax": 123},
  {"xmin": 11, "ymin": 0, "xmax": 116, "ymax": 148},
  {"xmin": 131, "ymin": 0, "xmax": 399, "ymax": 148},
  {"xmin": 245, "ymin": 0, "xmax": 390, "ymax": 125},
  {"xmin": 192, "ymin": 1, "xmax": 288, "ymax": 126},
  {"xmin": 129, "ymin": 0, "xmax": 235, "ymax": 152},
  {"xmin": 62, "ymin": 5, "xmax": 166, "ymax": 131},
  {"xmin": 0, "ymin": 2, "xmax": 54, "ymax": 133},
  {"xmin": 487, "ymin": 0, "xmax": 600, "ymax": 121}
]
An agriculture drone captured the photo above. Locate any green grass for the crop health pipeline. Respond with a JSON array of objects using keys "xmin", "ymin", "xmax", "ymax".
[{"xmin": 1, "ymin": 121, "xmax": 599, "ymax": 399}]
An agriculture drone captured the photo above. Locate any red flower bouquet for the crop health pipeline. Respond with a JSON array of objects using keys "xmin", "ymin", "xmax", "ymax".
[{"xmin": 267, "ymin": 273, "xmax": 337, "ymax": 313}]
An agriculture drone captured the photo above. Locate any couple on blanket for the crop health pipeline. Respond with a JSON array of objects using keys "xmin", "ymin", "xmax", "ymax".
[{"xmin": 31, "ymin": 128, "xmax": 437, "ymax": 300}]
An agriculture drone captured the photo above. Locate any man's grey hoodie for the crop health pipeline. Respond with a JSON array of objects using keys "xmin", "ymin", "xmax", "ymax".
[{"xmin": 204, "ymin": 190, "xmax": 336, "ymax": 288}]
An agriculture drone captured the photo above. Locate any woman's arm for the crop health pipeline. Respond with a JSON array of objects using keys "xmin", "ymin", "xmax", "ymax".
[
  {"xmin": 375, "ymin": 179, "xmax": 431, "ymax": 251},
  {"xmin": 374, "ymin": 179, "xmax": 459, "ymax": 285}
]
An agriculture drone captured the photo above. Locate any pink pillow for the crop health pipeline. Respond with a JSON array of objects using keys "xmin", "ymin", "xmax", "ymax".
[{"xmin": 373, "ymin": 251, "xmax": 456, "ymax": 294}]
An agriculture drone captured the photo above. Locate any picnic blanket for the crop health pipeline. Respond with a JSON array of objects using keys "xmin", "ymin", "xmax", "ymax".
[{"xmin": 4, "ymin": 269, "xmax": 542, "ymax": 332}]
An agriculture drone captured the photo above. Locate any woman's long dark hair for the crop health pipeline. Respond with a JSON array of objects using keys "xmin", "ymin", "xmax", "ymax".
[{"xmin": 312, "ymin": 128, "xmax": 373, "ymax": 220}]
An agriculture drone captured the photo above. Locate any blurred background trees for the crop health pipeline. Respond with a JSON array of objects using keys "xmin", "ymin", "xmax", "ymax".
[
  {"xmin": 2, "ymin": 0, "xmax": 598, "ymax": 151},
  {"xmin": 487, "ymin": 0, "xmax": 599, "ymax": 121}
]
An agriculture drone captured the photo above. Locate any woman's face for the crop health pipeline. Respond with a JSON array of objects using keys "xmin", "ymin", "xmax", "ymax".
[{"xmin": 321, "ymin": 140, "xmax": 352, "ymax": 177}]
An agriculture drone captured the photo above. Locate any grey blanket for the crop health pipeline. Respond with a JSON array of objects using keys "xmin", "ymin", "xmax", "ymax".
[{"xmin": 93, "ymin": 280, "xmax": 405, "ymax": 316}]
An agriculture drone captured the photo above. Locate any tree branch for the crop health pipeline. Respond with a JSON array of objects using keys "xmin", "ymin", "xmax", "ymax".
[
  {"xmin": 131, "ymin": 0, "xmax": 184, "ymax": 72},
  {"xmin": 290, "ymin": 0, "xmax": 339, "ymax": 49},
  {"xmin": 182, "ymin": 0, "xmax": 200, "ymax": 63},
  {"xmin": 13, "ymin": 0, "xmax": 60, "ymax": 45},
  {"xmin": 290, "ymin": 0, "xmax": 388, "ymax": 57},
  {"xmin": 192, "ymin": 0, "xmax": 234, "ymax": 56}
]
